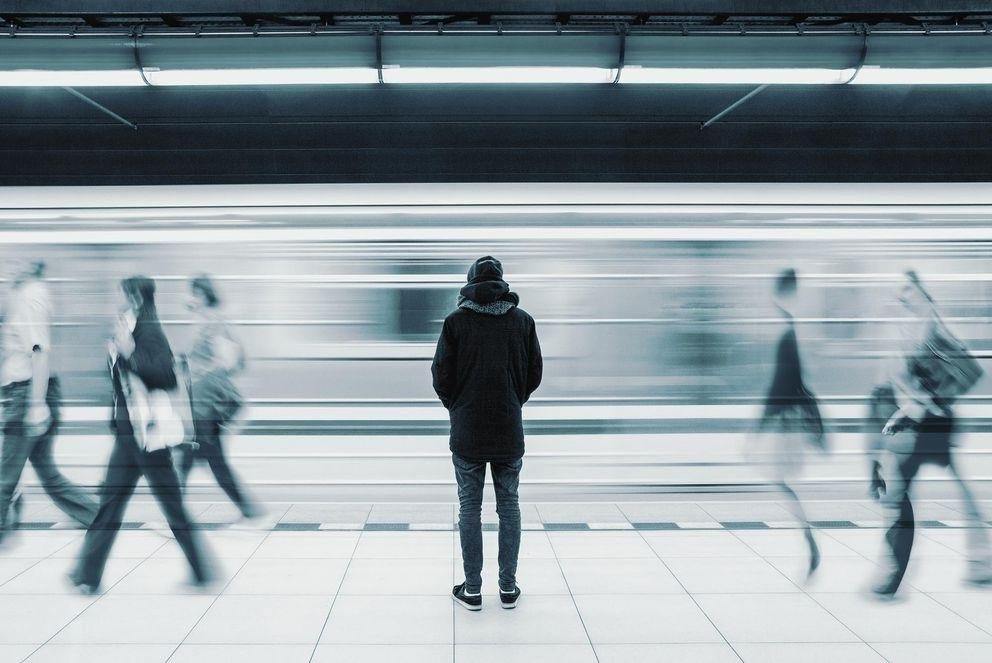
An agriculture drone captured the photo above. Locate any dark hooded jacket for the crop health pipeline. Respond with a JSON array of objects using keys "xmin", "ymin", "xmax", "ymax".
[{"xmin": 432, "ymin": 257, "xmax": 542, "ymax": 461}]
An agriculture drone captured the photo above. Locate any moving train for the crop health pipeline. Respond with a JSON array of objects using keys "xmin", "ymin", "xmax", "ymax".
[{"xmin": 2, "ymin": 183, "xmax": 990, "ymax": 499}]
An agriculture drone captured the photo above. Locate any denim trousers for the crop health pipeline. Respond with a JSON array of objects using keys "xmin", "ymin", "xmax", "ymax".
[{"xmin": 453, "ymin": 453, "xmax": 522, "ymax": 593}]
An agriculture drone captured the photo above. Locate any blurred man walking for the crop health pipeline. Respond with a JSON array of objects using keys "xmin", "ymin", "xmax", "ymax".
[
  {"xmin": 432, "ymin": 256, "xmax": 542, "ymax": 611},
  {"xmin": 0, "ymin": 260, "xmax": 97, "ymax": 542}
]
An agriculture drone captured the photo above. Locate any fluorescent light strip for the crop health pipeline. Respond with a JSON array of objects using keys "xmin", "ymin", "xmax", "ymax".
[
  {"xmin": 2, "ymin": 66, "xmax": 992, "ymax": 86},
  {"xmin": 620, "ymin": 67, "xmax": 855, "ymax": 84},
  {"xmin": 851, "ymin": 66, "xmax": 992, "ymax": 84},
  {"xmin": 1, "ymin": 225, "xmax": 992, "ymax": 244},
  {"xmin": 0, "ymin": 69, "xmax": 145, "ymax": 87},
  {"xmin": 381, "ymin": 66, "xmax": 617, "ymax": 84},
  {"xmin": 143, "ymin": 67, "xmax": 380, "ymax": 85}
]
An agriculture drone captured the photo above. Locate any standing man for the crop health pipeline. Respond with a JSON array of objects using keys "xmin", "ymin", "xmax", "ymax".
[
  {"xmin": 0, "ymin": 260, "xmax": 98, "ymax": 542},
  {"xmin": 432, "ymin": 256, "xmax": 542, "ymax": 611}
]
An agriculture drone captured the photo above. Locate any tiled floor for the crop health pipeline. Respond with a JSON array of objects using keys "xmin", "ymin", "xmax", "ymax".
[{"xmin": 0, "ymin": 500, "xmax": 990, "ymax": 662}]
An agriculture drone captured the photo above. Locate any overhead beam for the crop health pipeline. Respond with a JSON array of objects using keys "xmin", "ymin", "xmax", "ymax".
[{"xmin": 4, "ymin": 2, "xmax": 992, "ymax": 17}]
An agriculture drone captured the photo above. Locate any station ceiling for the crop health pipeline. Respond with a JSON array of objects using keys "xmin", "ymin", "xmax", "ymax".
[{"xmin": 1, "ymin": 3, "xmax": 991, "ymax": 184}]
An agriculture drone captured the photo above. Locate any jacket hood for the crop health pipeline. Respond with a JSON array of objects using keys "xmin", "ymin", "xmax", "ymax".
[
  {"xmin": 457, "ymin": 291, "xmax": 519, "ymax": 316},
  {"xmin": 460, "ymin": 256, "xmax": 512, "ymax": 305}
]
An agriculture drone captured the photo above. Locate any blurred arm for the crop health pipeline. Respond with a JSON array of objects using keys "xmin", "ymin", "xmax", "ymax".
[
  {"xmin": 431, "ymin": 318, "xmax": 457, "ymax": 409},
  {"xmin": 524, "ymin": 321, "xmax": 543, "ymax": 404}
]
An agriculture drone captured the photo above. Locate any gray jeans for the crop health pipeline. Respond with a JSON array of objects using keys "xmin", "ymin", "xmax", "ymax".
[
  {"xmin": 0, "ymin": 378, "xmax": 98, "ymax": 534},
  {"xmin": 453, "ymin": 453, "xmax": 522, "ymax": 593}
]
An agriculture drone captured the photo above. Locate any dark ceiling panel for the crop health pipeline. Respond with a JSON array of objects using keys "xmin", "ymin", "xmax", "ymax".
[{"xmin": 0, "ymin": 85, "xmax": 990, "ymax": 183}]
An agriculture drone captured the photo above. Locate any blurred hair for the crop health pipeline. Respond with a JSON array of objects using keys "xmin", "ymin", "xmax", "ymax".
[
  {"xmin": 191, "ymin": 274, "xmax": 220, "ymax": 308},
  {"xmin": 29, "ymin": 260, "xmax": 45, "ymax": 278},
  {"xmin": 775, "ymin": 268, "xmax": 798, "ymax": 296},
  {"xmin": 120, "ymin": 275, "xmax": 156, "ymax": 311},
  {"xmin": 904, "ymin": 269, "xmax": 935, "ymax": 304}
]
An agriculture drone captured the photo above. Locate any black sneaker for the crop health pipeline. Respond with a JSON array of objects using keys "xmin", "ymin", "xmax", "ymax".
[
  {"xmin": 452, "ymin": 583, "xmax": 482, "ymax": 611},
  {"xmin": 499, "ymin": 585, "xmax": 521, "ymax": 609}
]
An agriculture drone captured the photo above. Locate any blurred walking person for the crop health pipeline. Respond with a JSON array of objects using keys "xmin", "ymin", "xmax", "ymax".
[
  {"xmin": 70, "ymin": 276, "xmax": 211, "ymax": 593},
  {"xmin": 872, "ymin": 270, "xmax": 990, "ymax": 599},
  {"xmin": 433, "ymin": 257, "xmax": 542, "ymax": 611},
  {"xmin": 751, "ymin": 269, "xmax": 825, "ymax": 579},
  {"xmin": 0, "ymin": 260, "xmax": 97, "ymax": 542},
  {"xmin": 175, "ymin": 275, "xmax": 259, "ymax": 520}
]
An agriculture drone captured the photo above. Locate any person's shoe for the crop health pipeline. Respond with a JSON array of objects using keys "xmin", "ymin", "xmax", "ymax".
[
  {"xmin": 806, "ymin": 536, "xmax": 821, "ymax": 581},
  {"xmin": 870, "ymin": 580, "xmax": 900, "ymax": 601},
  {"xmin": 452, "ymin": 583, "xmax": 482, "ymax": 611},
  {"xmin": 499, "ymin": 585, "xmax": 521, "ymax": 609},
  {"xmin": 10, "ymin": 492, "xmax": 23, "ymax": 530},
  {"xmin": 964, "ymin": 561, "xmax": 992, "ymax": 587},
  {"xmin": 66, "ymin": 573, "xmax": 100, "ymax": 596}
]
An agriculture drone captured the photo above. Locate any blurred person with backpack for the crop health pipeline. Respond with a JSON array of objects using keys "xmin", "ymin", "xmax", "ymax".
[
  {"xmin": 175, "ymin": 275, "xmax": 260, "ymax": 521},
  {"xmin": 871, "ymin": 270, "xmax": 991, "ymax": 599},
  {"xmin": 70, "ymin": 275, "xmax": 211, "ymax": 593}
]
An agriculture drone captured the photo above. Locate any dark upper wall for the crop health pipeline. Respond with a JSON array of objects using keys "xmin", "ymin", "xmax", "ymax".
[{"xmin": 1, "ymin": 84, "xmax": 990, "ymax": 184}]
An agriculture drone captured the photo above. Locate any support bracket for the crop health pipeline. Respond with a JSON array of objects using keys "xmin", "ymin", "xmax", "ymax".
[
  {"xmin": 61, "ymin": 87, "xmax": 137, "ymax": 130},
  {"xmin": 699, "ymin": 83, "xmax": 768, "ymax": 130}
]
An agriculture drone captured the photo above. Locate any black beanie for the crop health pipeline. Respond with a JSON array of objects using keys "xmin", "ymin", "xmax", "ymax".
[{"xmin": 467, "ymin": 256, "xmax": 503, "ymax": 283}]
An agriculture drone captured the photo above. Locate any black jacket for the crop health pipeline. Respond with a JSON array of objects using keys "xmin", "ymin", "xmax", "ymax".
[
  {"xmin": 432, "ymin": 294, "xmax": 542, "ymax": 461},
  {"xmin": 111, "ymin": 306, "xmax": 177, "ymax": 436}
]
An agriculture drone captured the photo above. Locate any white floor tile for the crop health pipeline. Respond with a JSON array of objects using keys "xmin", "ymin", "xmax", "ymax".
[
  {"xmin": 823, "ymin": 530, "xmax": 960, "ymax": 560},
  {"xmin": 455, "ymin": 595, "xmax": 588, "ymax": 644},
  {"xmin": 547, "ymin": 532, "xmax": 655, "ymax": 559},
  {"xmin": 253, "ymin": 532, "xmax": 360, "ymax": 559},
  {"xmin": 641, "ymin": 531, "xmax": 758, "ymax": 558},
  {"xmin": 107, "ymin": 558, "xmax": 240, "ymax": 595},
  {"xmin": 170, "ymin": 644, "xmax": 314, "ymax": 663},
  {"xmin": 54, "ymin": 532, "xmax": 167, "ymax": 560},
  {"xmin": 764, "ymin": 556, "xmax": 886, "ymax": 594},
  {"xmin": 51, "ymin": 595, "xmax": 214, "ymax": 644},
  {"xmin": 0, "ymin": 558, "xmax": 142, "ymax": 595},
  {"xmin": 595, "ymin": 644, "xmax": 740, "ymax": 663},
  {"xmin": 26, "ymin": 644, "xmax": 176, "ymax": 663},
  {"xmin": 0, "ymin": 558, "xmax": 41, "ymax": 585},
  {"xmin": 456, "ymin": 644, "xmax": 597, "ymax": 663},
  {"xmin": 186, "ymin": 595, "xmax": 332, "ymax": 644},
  {"xmin": 558, "ymin": 558, "xmax": 684, "ymax": 595},
  {"xmin": 733, "ymin": 530, "xmax": 860, "ymax": 558},
  {"xmin": 0, "ymin": 595, "xmax": 96, "ymax": 644},
  {"xmin": 735, "ymin": 643, "xmax": 885, "ymax": 663},
  {"xmin": 341, "ymin": 558, "xmax": 453, "ymax": 595},
  {"xmin": 225, "ymin": 558, "xmax": 348, "ymax": 595},
  {"xmin": 5, "ymin": 532, "xmax": 82, "ymax": 558},
  {"xmin": 313, "ymin": 644, "xmax": 453, "ymax": 662},
  {"xmin": 813, "ymin": 592, "xmax": 992, "ymax": 643},
  {"xmin": 903, "ymin": 556, "xmax": 988, "ymax": 592},
  {"xmin": 665, "ymin": 557, "xmax": 798, "ymax": 594},
  {"xmin": 575, "ymin": 594, "xmax": 723, "ymax": 644},
  {"xmin": 321, "ymin": 596, "xmax": 452, "ymax": 644},
  {"xmin": 154, "ymin": 531, "xmax": 265, "ymax": 560},
  {"xmin": 0, "ymin": 645, "xmax": 37, "ymax": 663},
  {"xmin": 694, "ymin": 594, "xmax": 859, "ymax": 643},
  {"xmin": 354, "ymin": 532, "xmax": 454, "ymax": 559},
  {"xmin": 872, "ymin": 642, "xmax": 992, "ymax": 663},
  {"xmin": 916, "ymin": 592, "xmax": 992, "ymax": 633}
]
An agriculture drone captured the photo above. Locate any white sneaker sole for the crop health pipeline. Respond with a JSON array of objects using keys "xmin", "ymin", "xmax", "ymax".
[
  {"xmin": 499, "ymin": 593, "xmax": 519, "ymax": 609},
  {"xmin": 453, "ymin": 595, "xmax": 482, "ymax": 611}
]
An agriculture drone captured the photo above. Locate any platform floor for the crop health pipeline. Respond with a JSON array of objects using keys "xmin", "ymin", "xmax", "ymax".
[{"xmin": 0, "ymin": 500, "xmax": 991, "ymax": 662}]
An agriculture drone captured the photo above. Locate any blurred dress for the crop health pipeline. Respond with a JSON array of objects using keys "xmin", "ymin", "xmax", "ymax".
[{"xmin": 755, "ymin": 315, "xmax": 824, "ymax": 479}]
